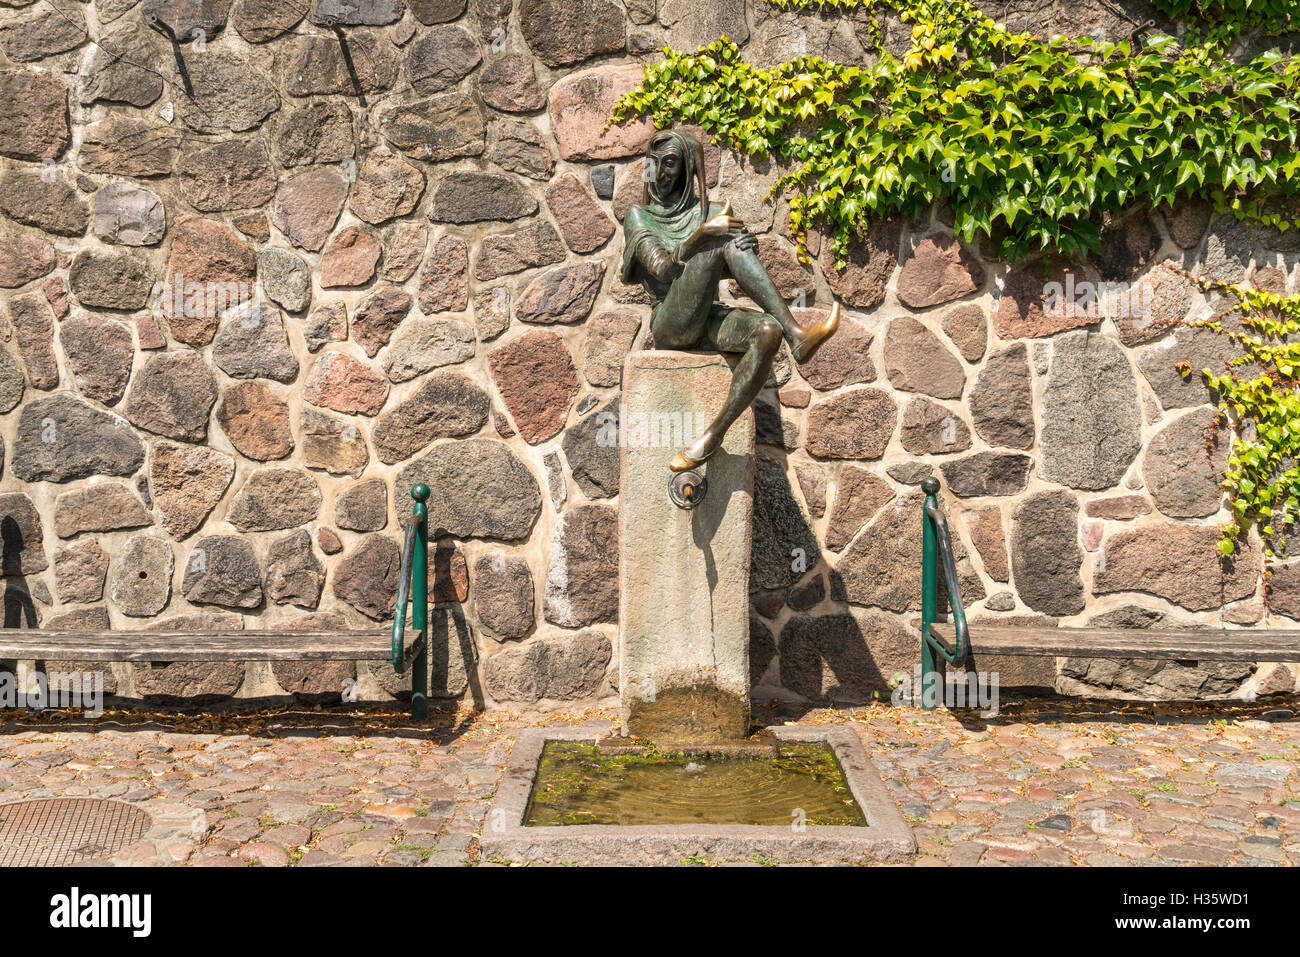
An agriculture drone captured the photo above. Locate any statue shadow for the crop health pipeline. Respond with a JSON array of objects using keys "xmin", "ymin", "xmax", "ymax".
[
  {"xmin": 746, "ymin": 442, "xmax": 909, "ymax": 710},
  {"xmin": 1, "ymin": 516, "xmax": 37, "ymax": 628},
  {"xmin": 753, "ymin": 606, "xmax": 902, "ymax": 717},
  {"xmin": 430, "ymin": 543, "xmax": 485, "ymax": 731},
  {"xmin": 0, "ymin": 515, "xmax": 39, "ymax": 695},
  {"xmin": 429, "ymin": 606, "xmax": 484, "ymax": 710}
]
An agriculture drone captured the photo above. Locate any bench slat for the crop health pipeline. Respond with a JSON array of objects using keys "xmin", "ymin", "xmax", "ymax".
[
  {"xmin": 934, "ymin": 625, "xmax": 1300, "ymax": 662},
  {"xmin": 0, "ymin": 630, "xmax": 393, "ymax": 662}
]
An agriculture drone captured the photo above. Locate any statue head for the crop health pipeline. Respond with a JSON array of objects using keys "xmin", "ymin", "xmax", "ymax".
[{"xmin": 643, "ymin": 128, "xmax": 708, "ymax": 217}]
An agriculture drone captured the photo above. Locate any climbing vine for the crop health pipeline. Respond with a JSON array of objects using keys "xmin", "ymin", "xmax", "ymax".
[
  {"xmin": 1150, "ymin": 0, "xmax": 1300, "ymax": 36},
  {"xmin": 610, "ymin": 0, "xmax": 1300, "ymax": 265},
  {"xmin": 1165, "ymin": 264, "xmax": 1300, "ymax": 562}
]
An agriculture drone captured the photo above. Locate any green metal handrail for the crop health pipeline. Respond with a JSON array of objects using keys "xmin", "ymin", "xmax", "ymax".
[
  {"xmin": 920, "ymin": 476, "xmax": 969, "ymax": 709},
  {"xmin": 391, "ymin": 484, "xmax": 430, "ymax": 719}
]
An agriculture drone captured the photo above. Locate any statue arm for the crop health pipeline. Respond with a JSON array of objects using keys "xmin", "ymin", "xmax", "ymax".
[
  {"xmin": 633, "ymin": 231, "xmax": 685, "ymax": 282},
  {"xmin": 625, "ymin": 207, "xmax": 685, "ymax": 282}
]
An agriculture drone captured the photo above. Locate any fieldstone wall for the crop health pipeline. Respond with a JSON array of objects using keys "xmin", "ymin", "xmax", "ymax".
[{"xmin": 0, "ymin": 0, "xmax": 1295, "ymax": 708}]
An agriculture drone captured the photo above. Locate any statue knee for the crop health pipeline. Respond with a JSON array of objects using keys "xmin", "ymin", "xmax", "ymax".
[
  {"xmin": 753, "ymin": 317, "xmax": 782, "ymax": 353},
  {"xmin": 723, "ymin": 237, "xmax": 757, "ymax": 265}
]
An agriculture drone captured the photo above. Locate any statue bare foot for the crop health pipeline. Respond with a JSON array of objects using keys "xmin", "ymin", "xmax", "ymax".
[
  {"xmin": 669, "ymin": 427, "xmax": 722, "ymax": 472},
  {"xmin": 791, "ymin": 301, "xmax": 841, "ymax": 364}
]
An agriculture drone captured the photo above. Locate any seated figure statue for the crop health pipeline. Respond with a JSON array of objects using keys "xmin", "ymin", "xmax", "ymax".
[{"xmin": 621, "ymin": 127, "xmax": 841, "ymax": 472}]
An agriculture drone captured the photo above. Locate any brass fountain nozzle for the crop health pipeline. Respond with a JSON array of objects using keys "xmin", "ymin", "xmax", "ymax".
[{"xmin": 669, "ymin": 470, "xmax": 707, "ymax": 510}]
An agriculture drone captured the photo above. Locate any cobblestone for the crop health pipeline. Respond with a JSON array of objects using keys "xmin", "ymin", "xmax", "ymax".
[{"xmin": 0, "ymin": 696, "xmax": 1295, "ymax": 866}]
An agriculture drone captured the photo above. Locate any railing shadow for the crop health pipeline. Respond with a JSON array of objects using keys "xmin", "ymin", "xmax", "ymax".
[
  {"xmin": 753, "ymin": 692, "xmax": 1300, "ymax": 731},
  {"xmin": 0, "ymin": 702, "xmax": 500, "ymax": 745}
]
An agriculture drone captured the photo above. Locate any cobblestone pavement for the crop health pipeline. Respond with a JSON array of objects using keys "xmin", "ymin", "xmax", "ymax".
[{"xmin": 1, "ymin": 696, "xmax": 1297, "ymax": 866}]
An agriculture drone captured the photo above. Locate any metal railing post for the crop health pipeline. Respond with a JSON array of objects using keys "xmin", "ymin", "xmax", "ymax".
[
  {"xmin": 921, "ymin": 477, "xmax": 940, "ymax": 710},
  {"xmin": 919, "ymin": 477, "xmax": 970, "ymax": 710},
  {"xmin": 410, "ymin": 484, "xmax": 429, "ymax": 720}
]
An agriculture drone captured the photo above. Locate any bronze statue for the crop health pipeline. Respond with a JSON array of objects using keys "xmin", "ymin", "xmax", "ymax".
[{"xmin": 621, "ymin": 128, "xmax": 841, "ymax": 472}]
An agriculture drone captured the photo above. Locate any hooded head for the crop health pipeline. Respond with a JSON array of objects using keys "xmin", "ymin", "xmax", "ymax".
[
  {"xmin": 643, "ymin": 128, "xmax": 708, "ymax": 218},
  {"xmin": 620, "ymin": 128, "xmax": 712, "ymax": 289}
]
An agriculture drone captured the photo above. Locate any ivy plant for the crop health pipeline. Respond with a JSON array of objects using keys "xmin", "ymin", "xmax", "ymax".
[
  {"xmin": 1164, "ymin": 264, "xmax": 1300, "ymax": 562},
  {"xmin": 610, "ymin": 0, "xmax": 1300, "ymax": 265},
  {"xmin": 1150, "ymin": 0, "xmax": 1300, "ymax": 35}
]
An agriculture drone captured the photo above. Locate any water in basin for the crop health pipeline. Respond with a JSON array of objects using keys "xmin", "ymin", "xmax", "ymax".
[{"xmin": 524, "ymin": 741, "xmax": 868, "ymax": 827}]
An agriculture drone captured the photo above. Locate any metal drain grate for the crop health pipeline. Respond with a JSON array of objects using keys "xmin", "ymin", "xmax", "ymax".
[{"xmin": 0, "ymin": 799, "xmax": 151, "ymax": 866}]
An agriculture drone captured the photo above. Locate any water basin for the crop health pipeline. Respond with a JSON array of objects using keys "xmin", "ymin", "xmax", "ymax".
[
  {"xmin": 525, "ymin": 741, "xmax": 867, "ymax": 827},
  {"xmin": 481, "ymin": 723, "xmax": 916, "ymax": 864}
]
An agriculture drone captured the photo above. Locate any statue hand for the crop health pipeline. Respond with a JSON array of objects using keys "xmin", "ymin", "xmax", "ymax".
[
  {"xmin": 680, "ymin": 201, "xmax": 747, "ymax": 260},
  {"xmin": 701, "ymin": 212, "xmax": 745, "ymax": 237},
  {"xmin": 729, "ymin": 231, "xmax": 758, "ymax": 252},
  {"xmin": 700, "ymin": 198, "xmax": 744, "ymax": 238}
]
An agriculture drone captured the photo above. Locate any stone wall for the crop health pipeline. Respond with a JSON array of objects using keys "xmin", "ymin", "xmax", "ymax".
[{"xmin": 0, "ymin": 0, "xmax": 1295, "ymax": 708}]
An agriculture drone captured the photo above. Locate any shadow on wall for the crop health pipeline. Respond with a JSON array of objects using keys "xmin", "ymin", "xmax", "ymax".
[
  {"xmin": 747, "ymin": 444, "xmax": 979, "ymax": 704},
  {"xmin": 430, "ymin": 603, "xmax": 485, "ymax": 714},
  {"xmin": 1, "ymin": 516, "xmax": 37, "ymax": 629},
  {"xmin": 1, "ymin": 515, "xmax": 37, "ymax": 691},
  {"xmin": 748, "ymin": 447, "xmax": 910, "ymax": 703}
]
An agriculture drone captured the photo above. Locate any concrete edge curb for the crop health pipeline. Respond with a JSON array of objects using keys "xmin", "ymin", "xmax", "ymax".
[{"xmin": 480, "ymin": 721, "xmax": 916, "ymax": 865}]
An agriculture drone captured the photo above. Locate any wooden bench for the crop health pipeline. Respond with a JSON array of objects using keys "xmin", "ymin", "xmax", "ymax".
[
  {"xmin": 942, "ymin": 625, "xmax": 1300, "ymax": 664},
  {"xmin": 1, "ymin": 487, "xmax": 437, "ymax": 718},
  {"xmin": 919, "ymin": 624, "xmax": 1300, "ymax": 706},
  {"xmin": 918, "ymin": 477, "xmax": 1300, "ymax": 705},
  {"xmin": 0, "ymin": 630, "xmax": 393, "ymax": 663},
  {"xmin": 0, "ymin": 629, "xmax": 410, "ymax": 709}
]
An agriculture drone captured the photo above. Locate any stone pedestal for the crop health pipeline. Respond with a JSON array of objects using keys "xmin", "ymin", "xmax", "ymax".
[{"xmin": 619, "ymin": 351, "xmax": 754, "ymax": 743}]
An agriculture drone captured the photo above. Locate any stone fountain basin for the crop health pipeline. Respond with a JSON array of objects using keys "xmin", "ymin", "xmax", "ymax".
[{"xmin": 480, "ymin": 722, "xmax": 916, "ymax": 866}]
